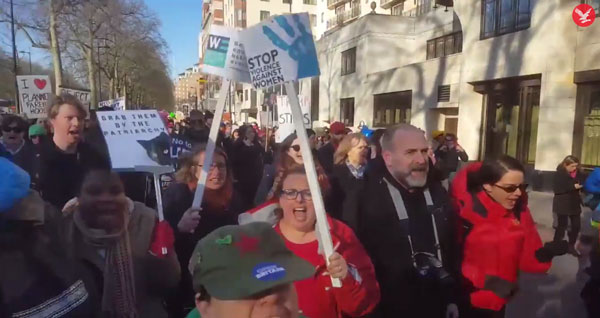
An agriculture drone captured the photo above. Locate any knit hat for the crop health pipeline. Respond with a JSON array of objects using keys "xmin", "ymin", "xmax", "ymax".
[
  {"xmin": 432, "ymin": 130, "xmax": 445, "ymax": 139},
  {"xmin": 190, "ymin": 222, "xmax": 314, "ymax": 299},
  {"xmin": 0, "ymin": 157, "xmax": 31, "ymax": 213},
  {"xmin": 28, "ymin": 124, "xmax": 47, "ymax": 137}
]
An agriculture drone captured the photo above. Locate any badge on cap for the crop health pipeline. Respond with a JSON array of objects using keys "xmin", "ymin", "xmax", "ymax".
[
  {"xmin": 215, "ymin": 235, "xmax": 233, "ymax": 245},
  {"xmin": 253, "ymin": 263, "xmax": 286, "ymax": 282}
]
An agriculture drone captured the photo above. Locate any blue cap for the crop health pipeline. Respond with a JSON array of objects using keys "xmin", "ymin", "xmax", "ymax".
[{"xmin": 0, "ymin": 157, "xmax": 30, "ymax": 213}]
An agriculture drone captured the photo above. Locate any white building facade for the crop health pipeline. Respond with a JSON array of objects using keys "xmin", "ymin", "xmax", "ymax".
[{"xmin": 315, "ymin": 0, "xmax": 600, "ymax": 189}]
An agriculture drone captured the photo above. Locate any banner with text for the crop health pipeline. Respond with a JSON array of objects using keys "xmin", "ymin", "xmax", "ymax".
[
  {"xmin": 60, "ymin": 87, "xmax": 91, "ymax": 109},
  {"xmin": 17, "ymin": 75, "xmax": 52, "ymax": 119},
  {"xmin": 241, "ymin": 13, "xmax": 319, "ymax": 90},
  {"xmin": 201, "ymin": 25, "xmax": 251, "ymax": 83},
  {"xmin": 276, "ymin": 95, "xmax": 311, "ymax": 142},
  {"xmin": 97, "ymin": 110, "xmax": 170, "ymax": 170},
  {"xmin": 99, "ymin": 96, "xmax": 126, "ymax": 110}
]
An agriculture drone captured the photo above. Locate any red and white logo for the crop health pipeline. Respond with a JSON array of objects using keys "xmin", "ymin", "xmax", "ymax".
[{"xmin": 573, "ymin": 4, "xmax": 596, "ymax": 27}]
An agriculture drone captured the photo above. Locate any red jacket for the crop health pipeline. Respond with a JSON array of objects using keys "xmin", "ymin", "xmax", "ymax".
[
  {"xmin": 275, "ymin": 216, "xmax": 380, "ymax": 318},
  {"xmin": 451, "ymin": 163, "xmax": 551, "ymax": 311}
]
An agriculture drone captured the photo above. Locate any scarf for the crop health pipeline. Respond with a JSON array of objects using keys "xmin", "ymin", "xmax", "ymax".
[
  {"xmin": 73, "ymin": 208, "xmax": 138, "ymax": 318},
  {"xmin": 346, "ymin": 160, "xmax": 366, "ymax": 179}
]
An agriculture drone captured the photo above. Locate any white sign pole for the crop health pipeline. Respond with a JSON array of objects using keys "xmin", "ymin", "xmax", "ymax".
[
  {"xmin": 284, "ymin": 81, "xmax": 341, "ymax": 288},
  {"xmin": 192, "ymin": 78, "xmax": 232, "ymax": 209}
]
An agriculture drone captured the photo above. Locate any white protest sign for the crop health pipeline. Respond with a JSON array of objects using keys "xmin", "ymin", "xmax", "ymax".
[
  {"xmin": 17, "ymin": 75, "xmax": 52, "ymax": 119},
  {"xmin": 240, "ymin": 13, "xmax": 320, "ymax": 90},
  {"xmin": 201, "ymin": 25, "xmax": 251, "ymax": 83},
  {"xmin": 60, "ymin": 87, "xmax": 91, "ymax": 108},
  {"xmin": 97, "ymin": 110, "xmax": 171, "ymax": 170},
  {"xmin": 276, "ymin": 95, "xmax": 311, "ymax": 142},
  {"xmin": 99, "ymin": 96, "xmax": 126, "ymax": 110}
]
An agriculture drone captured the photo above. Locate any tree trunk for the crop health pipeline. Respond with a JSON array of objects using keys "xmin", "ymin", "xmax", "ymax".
[
  {"xmin": 49, "ymin": 0, "xmax": 63, "ymax": 94},
  {"xmin": 86, "ymin": 44, "xmax": 97, "ymax": 109}
]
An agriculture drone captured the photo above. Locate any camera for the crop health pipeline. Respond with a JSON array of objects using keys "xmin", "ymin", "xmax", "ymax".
[{"xmin": 412, "ymin": 252, "xmax": 452, "ymax": 284}]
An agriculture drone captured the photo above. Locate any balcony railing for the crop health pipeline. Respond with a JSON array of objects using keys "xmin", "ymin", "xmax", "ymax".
[
  {"xmin": 327, "ymin": 6, "xmax": 361, "ymax": 29},
  {"xmin": 380, "ymin": 0, "xmax": 403, "ymax": 10},
  {"xmin": 327, "ymin": 0, "xmax": 349, "ymax": 9}
]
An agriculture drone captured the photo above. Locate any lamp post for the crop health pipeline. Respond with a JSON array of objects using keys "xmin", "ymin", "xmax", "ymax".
[
  {"xmin": 10, "ymin": 0, "xmax": 20, "ymax": 112},
  {"xmin": 19, "ymin": 50, "xmax": 31, "ymax": 74}
]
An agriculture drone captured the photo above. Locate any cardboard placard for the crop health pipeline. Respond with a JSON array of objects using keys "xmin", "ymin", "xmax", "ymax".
[
  {"xmin": 97, "ymin": 110, "xmax": 171, "ymax": 170},
  {"xmin": 17, "ymin": 75, "xmax": 52, "ymax": 118},
  {"xmin": 99, "ymin": 96, "xmax": 126, "ymax": 111},
  {"xmin": 276, "ymin": 95, "xmax": 311, "ymax": 142},
  {"xmin": 60, "ymin": 87, "xmax": 91, "ymax": 109},
  {"xmin": 240, "ymin": 13, "xmax": 320, "ymax": 89},
  {"xmin": 201, "ymin": 25, "xmax": 251, "ymax": 83}
]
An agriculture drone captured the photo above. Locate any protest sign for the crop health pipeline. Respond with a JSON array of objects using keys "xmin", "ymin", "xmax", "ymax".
[
  {"xmin": 17, "ymin": 75, "xmax": 52, "ymax": 119},
  {"xmin": 240, "ymin": 13, "xmax": 319, "ymax": 90},
  {"xmin": 99, "ymin": 96, "xmax": 126, "ymax": 110},
  {"xmin": 97, "ymin": 110, "xmax": 171, "ymax": 170},
  {"xmin": 201, "ymin": 25, "xmax": 251, "ymax": 83},
  {"xmin": 170, "ymin": 133, "xmax": 193, "ymax": 163},
  {"xmin": 276, "ymin": 95, "xmax": 311, "ymax": 142},
  {"xmin": 60, "ymin": 87, "xmax": 91, "ymax": 108}
]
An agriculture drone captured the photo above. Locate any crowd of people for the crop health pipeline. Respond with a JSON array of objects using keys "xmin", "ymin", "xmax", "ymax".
[{"xmin": 1, "ymin": 93, "xmax": 600, "ymax": 318}]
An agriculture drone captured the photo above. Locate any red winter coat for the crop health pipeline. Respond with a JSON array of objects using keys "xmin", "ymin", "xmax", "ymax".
[
  {"xmin": 275, "ymin": 216, "xmax": 380, "ymax": 318},
  {"xmin": 451, "ymin": 163, "xmax": 551, "ymax": 311}
]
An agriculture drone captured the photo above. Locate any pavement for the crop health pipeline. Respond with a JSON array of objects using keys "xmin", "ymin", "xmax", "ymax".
[{"xmin": 505, "ymin": 191, "xmax": 596, "ymax": 318}]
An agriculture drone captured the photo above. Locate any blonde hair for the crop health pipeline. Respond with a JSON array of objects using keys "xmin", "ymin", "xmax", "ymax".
[
  {"xmin": 47, "ymin": 94, "xmax": 87, "ymax": 119},
  {"xmin": 334, "ymin": 133, "xmax": 367, "ymax": 165}
]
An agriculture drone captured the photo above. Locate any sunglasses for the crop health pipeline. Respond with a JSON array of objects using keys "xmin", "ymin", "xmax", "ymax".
[
  {"xmin": 2, "ymin": 127, "xmax": 23, "ymax": 133},
  {"xmin": 493, "ymin": 184, "xmax": 528, "ymax": 193},
  {"xmin": 290, "ymin": 145, "xmax": 301, "ymax": 152}
]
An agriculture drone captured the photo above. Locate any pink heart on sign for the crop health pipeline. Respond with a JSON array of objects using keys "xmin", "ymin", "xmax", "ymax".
[{"xmin": 34, "ymin": 79, "xmax": 47, "ymax": 90}]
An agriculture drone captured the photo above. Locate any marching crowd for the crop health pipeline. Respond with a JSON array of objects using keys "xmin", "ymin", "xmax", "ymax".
[{"xmin": 1, "ymin": 93, "xmax": 600, "ymax": 318}]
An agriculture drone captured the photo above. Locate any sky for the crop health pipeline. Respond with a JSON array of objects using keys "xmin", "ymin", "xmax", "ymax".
[
  {"xmin": 7, "ymin": 0, "xmax": 203, "ymax": 81},
  {"xmin": 144, "ymin": 0, "xmax": 203, "ymax": 78}
]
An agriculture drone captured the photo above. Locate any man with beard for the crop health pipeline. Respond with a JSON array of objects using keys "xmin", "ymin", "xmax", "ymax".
[
  {"xmin": 61, "ymin": 170, "xmax": 180, "ymax": 318},
  {"xmin": 355, "ymin": 124, "xmax": 460, "ymax": 318}
]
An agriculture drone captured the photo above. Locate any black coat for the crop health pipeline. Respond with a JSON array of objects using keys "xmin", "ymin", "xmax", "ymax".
[
  {"xmin": 552, "ymin": 167, "xmax": 585, "ymax": 215},
  {"xmin": 0, "ymin": 192, "xmax": 94, "ymax": 317},
  {"xmin": 329, "ymin": 163, "xmax": 366, "ymax": 226},
  {"xmin": 231, "ymin": 141, "xmax": 264, "ymax": 206},
  {"xmin": 162, "ymin": 182, "xmax": 248, "ymax": 316},
  {"xmin": 356, "ymin": 169, "xmax": 460, "ymax": 318},
  {"xmin": 38, "ymin": 141, "xmax": 111, "ymax": 209},
  {"xmin": 317, "ymin": 142, "xmax": 335, "ymax": 175}
]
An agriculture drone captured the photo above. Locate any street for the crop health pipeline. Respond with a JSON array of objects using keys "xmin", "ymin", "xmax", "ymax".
[{"xmin": 506, "ymin": 192, "xmax": 595, "ymax": 318}]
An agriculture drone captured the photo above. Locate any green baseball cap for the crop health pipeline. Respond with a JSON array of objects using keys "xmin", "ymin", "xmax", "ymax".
[
  {"xmin": 190, "ymin": 222, "xmax": 315, "ymax": 300},
  {"xmin": 28, "ymin": 124, "xmax": 47, "ymax": 137}
]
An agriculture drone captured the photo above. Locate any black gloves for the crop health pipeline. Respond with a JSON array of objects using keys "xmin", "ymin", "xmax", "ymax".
[{"xmin": 535, "ymin": 240, "xmax": 569, "ymax": 263}]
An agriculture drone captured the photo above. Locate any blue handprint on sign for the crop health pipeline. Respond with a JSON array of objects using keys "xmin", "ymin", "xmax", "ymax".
[{"xmin": 262, "ymin": 14, "xmax": 320, "ymax": 79}]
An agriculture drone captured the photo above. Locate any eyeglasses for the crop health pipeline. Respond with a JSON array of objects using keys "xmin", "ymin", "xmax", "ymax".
[
  {"xmin": 290, "ymin": 145, "xmax": 301, "ymax": 152},
  {"xmin": 196, "ymin": 162, "xmax": 227, "ymax": 170},
  {"xmin": 493, "ymin": 183, "xmax": 528, "ymax": 193},
  {"xmin": 280, "ymin": 189, "xmax": 312, "ymax": 201},
  {"xmin": 2, "ymin": 127, "xmax": 23, "ymax": 133}
]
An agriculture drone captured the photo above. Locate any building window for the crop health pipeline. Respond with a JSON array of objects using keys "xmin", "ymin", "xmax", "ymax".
[
  {"xmin": 341, "ymin": 47, "xmax": 356, "ymax": 76},
  {"xmin": 582, "ymin": 0, "xmax": 600, "ymax": 10},
  {"xmin": 283, "ymin": 0, "xmax": 291, "ymax": 3},
  {"xmin": 438, "ymin": 85, "xmax": 451, "ymax": 102},
  {"xmin": 260, "ymin": 10, "xmax": 270, "ymax": 21},
  {"xmin": 304, "ymin": 0, "xmax": 317, "ymax": 4},
  {"xmin": 426, "ymin": 32, "xmax": 462, "ymax": 60},
  {"xmin": 481, "ymin": 0, "xmax": 531, "ymax": 39},
  {"xmin": 309, "ymin": 14, "xmax": 317, "ymax": 27},
  {"xmin": 373, "ymin": 91, "xmax": 412, "ymax": 127},
  {"xmin": 391, "ymin": 3, "xmax": 404, "ymax": 16},
  {"xmin": 321, "ymin": 12, "xmax": 324, "ymax": 22},
  {"xmin": 245, "ymin": 89, "xmax": 248, "ymax": 101},
  {"xmin": 340, "ymin": 98, "xmax": 355, "ymax": 126}
]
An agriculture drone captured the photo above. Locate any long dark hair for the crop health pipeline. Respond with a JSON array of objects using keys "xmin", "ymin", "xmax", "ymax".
[
  {"xmin": 467, "ymin": 155, "xmax": 525, "ymax": 193},
  {"xmin": 237, "ymin": 125, "xmax": 259, "ymax": 144}
]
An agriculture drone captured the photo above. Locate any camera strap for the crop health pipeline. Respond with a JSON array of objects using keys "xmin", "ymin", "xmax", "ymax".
[{"xmin": 383, "ymin": 178, "xmax": 443, "ymax": 263}]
